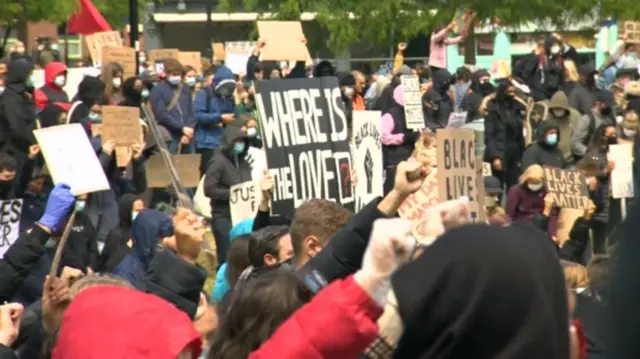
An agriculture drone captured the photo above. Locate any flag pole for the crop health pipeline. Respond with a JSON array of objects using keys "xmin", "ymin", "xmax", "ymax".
[{"xmin": 129, "ymin": 0, "xmax": 139, "ymax": 74}]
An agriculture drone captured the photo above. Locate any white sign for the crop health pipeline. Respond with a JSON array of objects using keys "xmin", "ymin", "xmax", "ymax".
[
  {"xmin": 226, "ymin": 41, "xmax": 256, "ymax": 75},
  {"xmin": 0, "ymin": 199, "xmax": 22, "ymax": 258},
  {"xmin": 230, "ymin": 181, "xmax": 262, "ymax": 226},
  {"xmin": 34, "ymin": 124, "xmax": 111, "ymax": 195},
  {"xmin": 447, "ymin": 111, "xmax": 468, "ymax": 128},
  {"xmin": 400, "ymin": 75, "xmax": 425, "ymax": 130},
  {"xmin": 609, "ymin": 143, "xmax": 634, "ymax": 198},
  {"xmin": 351, "ymin": 111, "xmax": 383, "ymax": 211},
  {"xmin": 246, "ymin": 146, "xmax": 268, "ymax": 181}
]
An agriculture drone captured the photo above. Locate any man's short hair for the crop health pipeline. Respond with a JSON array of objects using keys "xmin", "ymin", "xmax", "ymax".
[
  {"xmin": 289, "ymin": 199, "xmax": 353, "ymax": 257},
  {"xmin": 253, "ymin": 62, "xmax": 264, "ymax": 74},
  {"xmin": 248, "ymin": 225, "xmax": 290, "ymax": 267},
  {"xmin": 587, "ymin": 255, "xmax": 612, "ymax": 289},
  {"xmin": 0, "ymin": 153, "xmax": 17, "ymax": 172},
  {"xmin": 162, "ymin": 58, "xmax": 183, "ymax": 75}
]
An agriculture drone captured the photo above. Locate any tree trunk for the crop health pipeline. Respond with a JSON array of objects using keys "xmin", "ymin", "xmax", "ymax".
[
  {"xmin": 0, "ymin": 26, "xmax": 12, "ymax": 58},
  {"xmin": 463, "ymin": 25, "xmax": 476, "ymax": 66}
]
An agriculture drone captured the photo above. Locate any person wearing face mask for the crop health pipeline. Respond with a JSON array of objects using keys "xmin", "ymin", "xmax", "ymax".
[
  {"xmin": 0, "ymin": 58, "xmax": 37, "ymax": 166},
  {"xmin": 100, "ymin": 194, "xmax": 145, "ymax": 272},
  {"xmin": 453, "ymin": 67, "xmax": 472, "ymax": 111},
  {"xmin": 543, "ymin": 91, "xmax": 580, "ymax": 165},
  {"xmin": 460, "ymin": 69, "xmax": 494, "ymax": 123},
  {"xmin": 564, "ymin": 60, "xmax": 596, "ymax": 116},
  {"xmin": 184, "ymin": 66, "xmax": 198, "ymax": 99},
  {"xmin": 484, "ymin": 175, "xmax": 506, "ymax": 220},
  {"xmin": 195, "ymin": 65, "xmax": 236, "ymax": 177},
  {"xmin": 572, "ymin": 91, "xmax": 617, "ymax": 161},
  {"xmin": 150, "ymin": 58, "xmax": 196, "ymax": 154},
  {"xmin": 506, "ymin": 164, "xmax": 558, "ymax": 238},
  {"xmin": 583, "ymin": 124, "xmax": 620, "ymax": 253},
  {"xmin": 33, "ymin": 61, "xmax": 69, "ymax": 112},
  {"xmin": 204, "ymin": 126, "xmax": 252, "ymax": 264},
  {"xmin": 522, "ymin": 121, "xmax": 566, "ymax": 169},
  {"xmin": 101, "ymin": 62, "xmax": 124, "ymax": 105},
  {"xmin": 423, "ymin": 89, "xmax": 445, "ymax": 130}
]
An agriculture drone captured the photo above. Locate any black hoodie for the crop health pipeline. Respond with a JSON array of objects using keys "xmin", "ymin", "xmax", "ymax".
[
  {"xmin": 203, "ymin": 126, "xmax": 252, "ymax": 216},
  {"xmin": 100, "ymin": 193, "xmax": 139, "ymax": 271},
  {"xmin": 0, "ymin": 58, "xmax": 36, "ymax": 159},
  {"xmin": 392, "ymin": 223, "xmax": 569, "ymax": 359},
  {"xmin": 521, "ymin": 120, "xmax": 565, "ymax": 169},
  {"xmin": 69, "ymin": 76, "xmax": 106, "ymax": 125}
]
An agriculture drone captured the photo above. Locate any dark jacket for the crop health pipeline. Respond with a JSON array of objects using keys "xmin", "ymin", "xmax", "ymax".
[
  {"xmin": 194, "ymin": 66, "xmax": 235, "ymax": 150},
  {"xmin": 68, "ymin": 76, "xmax": 105, "ymax": 127},
  {"xmin": 149, "ymin": 80, "xmax": 196, "ymax": 136},
  {"xmin": 100, "ymin": 193, "xmax": 138, "ymax": 272},
  {"xmin": 0, "ymin": 225, "xmax": 50, "ymax": 302},
  {"xmin": 204, "ymin": 126, "xmax": 252, "ymax": 216},
  {"xmin": 245, "ymin": 55, "xmax": 306, "ymax": 82},
  {"xmin": 112, "ymin": 209, "xmax": 174, "ymax": 286},
  {"xmin": 584, "ymin": 146, "xmax": 612, "ymax": 223},
  {"xmin": 506, "ymin": 183, "xmax": 558, "ymax": 237},
  {"xmin": 0, "ymin": 58, "xmax": 36, "ymax": 159},
  {"xmin": 424, "ymin": 69, "xmax": 454, "ymax": 130},
  {"xmin": 483, "ymin": 92, "xmax": 525, "ymax": 163},
  {"xmin": 0, "ymin": 157, "xmax": 34, "ymax": 201},
  {"xmin": 521, "ymin": 120, "xmax": 565, "ymax": 169},
  {"xmin": 565, "ymin": 81, "xmax": 595, "ymax": 116},
  {"xmin": 382, "ymin": 94, "xmax": 418, "ymax": 168}
]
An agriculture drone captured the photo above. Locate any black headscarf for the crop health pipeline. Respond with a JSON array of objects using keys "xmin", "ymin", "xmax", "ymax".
[
  {"xmin": 392, "ymin": 223, "xmax": 569, "ymax": 359},
  {"xmin": 6, "ymin": 58, "xmax": 34, "ymax": 94},
  {"xmin": 121, "ymin": 76, "xmax": 142, "ymax": 107},
  {"xmin": 69, "ymin": 76, "xmax": 106, "ymax": 124},
  {"xmin": 99, "ymin": 193, "xmax": 139, "ymax": 272}
]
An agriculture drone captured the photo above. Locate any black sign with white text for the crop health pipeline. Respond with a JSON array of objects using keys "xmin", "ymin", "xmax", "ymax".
[{"xmin": 255, "ymin": 77, "xmax": 354, "ymax": 216}]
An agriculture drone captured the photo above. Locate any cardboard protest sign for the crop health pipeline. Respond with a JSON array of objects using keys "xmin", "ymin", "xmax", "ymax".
[
  {"xmin": 475, "ymin": 157, "xmax": 486, "ymax": 222},
  {"xmin": 225, "ymin": 41, "xmax": 256, "ymax": 74},
  {"xmin": 85, "ymin": 31, "xmax": 122, "ymax": 66},
  {"xmin": 450, "ymin": 7, "xmax": 475, "ymax": 35},
  {"xmin": 230, "ymin": 181, "xmax": 263, "ymax": 225},
  {"xmin": 145, "ymin": 154, "xmax": 201, "ymax": 188},
  {"xmin": 490, "ymin": 59, "xmax": 511, "ymax": 79},
  {"xmin": 257, "ymin": 21, "xmax": 310, "ymax": 61},
  {"xmin": 102, "ymin": 46, "xmax": 136, "ymax": 79},
  {"xmin": 34, "ymin": 124, "xmax": 110, "ymax": 195},
  {"xmin": 212, "ymin": 42, "xmax": 226, "ymax": 62},
  {"xmin": 482, "ymin": 162, "xmax": 492, "ymax": 177},
  {"xmin": 0, "ymin": 199, "xmax": 22, "ymax": 258},
  {"xmin": 149, "ymin": 49, "xmax": 180, "ymax": 73},
  {"xmin": 255, "ymin": 77, "xmax": 354, "ymax": 216},
  {"xmin": 397, "ymin": 171, "xmax": 439, "ymax": 243},
  {"xmin": 543, "ymin": 167, "xmax": 589, "ymax": 209},
  {"xmin": 101, "ymin": 106, "xmax": 142, "ymax": 145},
  {"xmin": 179, "ymin": 52, "xmax": 202, "ymax": 73},
  {"xmin": 608, "ymin": 143, "xmax": 634, "ymax": 198},
  {"xmin": 623, "ymin": 21, "xmax": 640, "ymax": 44},
  {"xmin": 436, "ymin": 128, "xmax": 481, "ymax": 221},
  {"xmin": 351, "ymin": 111, "xmax": 383, "ymax": 212},
  {"xmin": 447, "ymin": 111, "xmax": 468, "ymax": 128},
  {"xmin": 400, "ymin": 75, "xmax": 425, "ymax": 130}
]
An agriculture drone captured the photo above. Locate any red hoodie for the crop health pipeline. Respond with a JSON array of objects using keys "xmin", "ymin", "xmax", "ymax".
[
  {"xmin": 53, "ymin": 286, "xmax": 202, "ymax": 359},
  {"xmin": 34, "ymin": 61, "xmax": 69, "ymax": 110}
]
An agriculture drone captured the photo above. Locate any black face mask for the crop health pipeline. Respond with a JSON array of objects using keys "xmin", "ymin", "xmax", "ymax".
[
  {"xmin": 607, "ymin": 136, "xmax": 618, "ymax": 145},
  {"xmin": 480, "ymin": 83, "xmax": 495, "ymax": 95},
  {"xmin": 600, "ymin": 107, "xmax": 613, "ymax": 116}
]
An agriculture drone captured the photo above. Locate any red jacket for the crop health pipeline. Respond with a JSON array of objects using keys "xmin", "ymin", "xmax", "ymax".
[
  {"xmin": 250, "ymin": 275, "xmax": 383, "ymax": 359},
  {"xmin": 34, "ymin": 61, "xmax": 69, "ymax": 110}
]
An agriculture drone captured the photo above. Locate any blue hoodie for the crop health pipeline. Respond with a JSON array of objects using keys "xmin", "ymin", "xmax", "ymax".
[
  {"xmin": 194, "ymin": 66, "xmax": 236, "ymax": 150},
  {"xmin": 112, "ymin": 209, "xmax": 174, "ymax": 286},
  {"xmin": 149, "ymin": 80, "xmax": 196, "ymax": 136}
]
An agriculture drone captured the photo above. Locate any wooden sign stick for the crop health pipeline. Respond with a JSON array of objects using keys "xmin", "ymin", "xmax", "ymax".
[{"xmin": 48, "ymin": 210, "xmax": 78, "ymax": 278}]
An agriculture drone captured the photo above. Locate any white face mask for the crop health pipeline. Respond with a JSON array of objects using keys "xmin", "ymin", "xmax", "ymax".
[
  {"xmin": 343, "ymin": 87, "xmax": 354, "ymax": 97},
  {"xmin": 551, "ymin": 109, "xmax": 566, "ymax": 118},
  {"xmin": 528, "ymin": 183, "xmax": 543, "ymax": 191},
  {"xmin": 623, "ymin": 128, "xmax": 637, "ymax": 137},
  {"xmin": 112, "ymin": 77, "xmax": 122, "ymax": 89},
  {"xmin": 54, "ymin": 75, "xmax": 66, "ymax": 87},
  {"xmin": 247, "ymin": 127, "xmax": 257, "ymax": 137},
  {"xmin": 168, "ymin": 76, "xmax": 182, "ymax": 86},
  {"xmin": 550, "ymin": 45, "xmax": 561, "ymax": 55},
  {"xmin": 0, "ymin": 87, "xmax": 4, "ymax": 95}
]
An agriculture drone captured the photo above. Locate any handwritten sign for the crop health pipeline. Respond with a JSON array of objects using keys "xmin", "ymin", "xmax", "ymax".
[
  {"xmin": 85, "ymin": 31, "xmax": 122, "ymax": 66},
  {"xmin": 401, "ymin": 75, "xmax": 425, "ymax": 130},
  {"xmin": 257, "ymin": 21, "xmax": 310, "ymax": 61},
  {"xmin": 543, "ymin": 167, "xmax": 588, "ymax": 209},
  {"xmin": 145, "ymin": 154, "xmax": 201, "ymax": 188},
  {"xmin": 608, "ymin": 144, "xmax": 634, "ymax": 198},
  {"xmin": 398, "ymin": 171, "xmax": 439, "ymax": 243},
  {"xmin": 447, "ymin": 111, "xmax": 468, "ymax": 128},
  {"xmin": 623, "ymin": 21, "xmax": 640, "ymax": 44},
  {"xmin": 436, "ymin": 128, "xmax": 480, "ymax": 221},
  {"xmin": 230, "ymin": 181, "xmax": 263, "ymax": 225},
  {"xmin": 482, "ymin": 162, "xmax": 492, "ymax": 176},
  {"xmin": 34, "ymin": 124, "xmax": 110, "ymax": 195},
  {"xmin": 101, "ymin": 106, "xmax": 142, "ymax": 146},
  {"xmin": 102, "ymin": 46, "xmax": 136, "ymax": 79},
  {"xmin": 0, "ymin": 199, "xmax": 22, "ymax": 258}
]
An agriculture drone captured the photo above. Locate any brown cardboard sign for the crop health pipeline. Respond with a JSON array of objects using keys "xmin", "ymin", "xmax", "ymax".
[
  {"xmin": 85, "ymin": 31, "xmax": 122, "ymax": 66},
  {"xmin": 179, "ymin": 52, "xmax": 202, "ymax": 73},
  {"xmin": 623, "ymin": 21, "xmax": 640, "ymax": 44},
  {"xmin": 101, "ymin": 106, "xmax": 142, "ymax": 146},
  {"xmin": 145, "ymin": 154, "xmax": 202, "ymax": 188},
  {"xmin": 436, "ymin": 128, "xmax": 481, "ymax": 221},
  {"xmin": 102, "ymin": 46, "xmax": 136, "ymax": 79},
  {"xmin": 211, "ymin": 43, "xmax": 226, "ymax": 62},
  {"xmin": 149, "ymin": 49, "xmax": 180, "ymax": 72},
  {"xmin": 543, "ymin": 167, "xmax": 589, "ymax": 209},
  {"xmin": 257, "ymin": 21, "xmax": 309, "ymax": 61}
]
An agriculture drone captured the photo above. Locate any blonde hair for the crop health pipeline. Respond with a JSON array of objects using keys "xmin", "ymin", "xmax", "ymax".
[
  {"xmin": 519, "ymin": 164, "xmax": 544, "ymax": 185},
  {"xmin": 564, "ymin": 60, "xmax": 580, "ymax": 82},
  {"xmin": 561, "ymin": 260, "xmax": 589, "ymax": 289}
]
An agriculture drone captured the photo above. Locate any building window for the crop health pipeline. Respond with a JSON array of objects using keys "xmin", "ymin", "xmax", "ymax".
[
  {"xmin": 56, "ymin": 35, "xmax": 83, "ymax": 60},
  {"xmin": 476, "ymin": 34, "xmax": 494, "ymax": 56}
]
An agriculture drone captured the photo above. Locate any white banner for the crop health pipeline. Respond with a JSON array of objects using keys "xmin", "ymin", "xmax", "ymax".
[{"xmin": 0, "ymin": 199, "xmax": 23, "ymax": 258}]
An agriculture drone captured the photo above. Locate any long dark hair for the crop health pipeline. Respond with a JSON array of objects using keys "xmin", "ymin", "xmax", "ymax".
[
  {"xmin": 208, "ymin": 269, "xmax": 313, "ymax": 359},
  {"xmin": 590, "ymin": 123, "xmax": 616, "ymax": 152}
]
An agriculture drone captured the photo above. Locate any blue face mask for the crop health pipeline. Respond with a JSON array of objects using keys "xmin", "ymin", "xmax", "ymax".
[
  {"xmin": 75, "ymin": 200, "xmax": 86, "ymax": 212},
  {"xmin": 141, "ymin": 89, "xmax": 150, "ymax": 99},
  {"xmin": 185, "ymin": 77, "xmax": 197, "ymax": 87},
  {"xmin": 88, "ymin": 112, "xmax": 102, "ymax": 123},
  {"xmin": 168, "ymin": 76, "xmax": 182, "ymax": 86},
  {"xmin": 546, "ymin": 133, "xmax": 558, "ymax": 146},
  {"xmin": 233, "ymin": 142, "xmax": 245, "ymax": 154}
]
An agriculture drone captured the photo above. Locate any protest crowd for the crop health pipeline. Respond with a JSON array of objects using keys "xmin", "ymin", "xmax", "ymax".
[{"xmin": 3, "ymin": 5, "xmax": 640, "ymax": 359}]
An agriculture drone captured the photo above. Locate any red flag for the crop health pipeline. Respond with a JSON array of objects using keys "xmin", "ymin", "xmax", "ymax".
[{"xmin": 67, "ymin": 0, "xmax": 111, "ymax": 35}]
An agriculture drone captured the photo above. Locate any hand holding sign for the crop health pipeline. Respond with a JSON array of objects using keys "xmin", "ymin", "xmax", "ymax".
[
  {"xmin": 37, "ymin": 184, "xmax": 75, "ymax": 233},
  {"xmin": 132, "ymin": 142, "xmax": 144, "ymax": 160},
  {"xmin": 28, "ymin": 145, "xmax": 40, "ymax": 160},
  {"xmin": 102, "ymin": 140, "xmax": 116, "ymax": 156}
]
